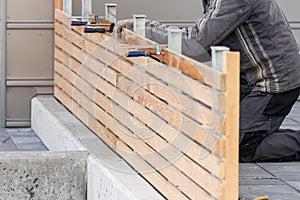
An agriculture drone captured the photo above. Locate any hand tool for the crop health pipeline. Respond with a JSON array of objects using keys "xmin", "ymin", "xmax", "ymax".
[
  {"xmin": 121, "ymin": 44, "xmax": 168, "ymax": 57},
  {"xmin": 69, "ymin": 15, "xmax": 115, "ymax": 33},
  {"xmin": 84, "ymin": 23, "xmax": 115, "ymax": 33},
  {"xmin": 70, "ymin": 15, "xmax": 106, "ymax": 26}
]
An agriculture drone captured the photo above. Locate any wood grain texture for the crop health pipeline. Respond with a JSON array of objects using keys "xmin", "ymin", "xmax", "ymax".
[{"xmin": 54, "ymin": 9, "xmax": 240, "ymax": 200}]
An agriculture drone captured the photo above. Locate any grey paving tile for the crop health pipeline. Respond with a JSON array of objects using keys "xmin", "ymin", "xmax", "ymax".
[
  {"xmin": 286, "ymin": 181, "xmax": 300, "ymax": 192},
  {"xmin": 239, "ymin": 163, "xmax": 282, "ymax": 185},
  {"xmin": 0, "ymin": 135, "xmax": 10, "ymax": 144},
  {"xmin": 240, "ymin": 163, "xmax": 273, "ymax": 177},
  {"xmin": 258, "ymin": 162, "xmax": 300, "ymax": 181},
  {"xmin": 15, "ymin": 142, "xmax": 48, "ymax": 151},
  {"xmin": 239, "ymin": 185, "xmax": 300, "ymax": 200},
  {"xmin": 10, "ymin": 135, "xmax": 42, "ymax": 144},
  {"xmin": 239, "ymin": 176, "xmax": 282, "ymax": 185},
  {"xmin": 0, "ymin": 139, "xmax": 18, "ymax": 151},
  {"xmin": 6, "ymin": 128, "xmax": 36, "ymax": 136}
]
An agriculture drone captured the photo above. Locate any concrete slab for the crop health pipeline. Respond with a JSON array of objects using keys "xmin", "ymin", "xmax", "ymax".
[
  {"xmin": 31, "ymin": 96, "xmax": 164, "ymax": 200},
  {"xmin": 0, "ymin": 151, "xmax": 88, "ymax": 200}
]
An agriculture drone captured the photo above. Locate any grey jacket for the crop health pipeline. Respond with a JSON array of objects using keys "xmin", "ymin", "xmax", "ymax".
[{"xmin": 145, "ymin": 0, "xmax": 300, "ymax": 93}]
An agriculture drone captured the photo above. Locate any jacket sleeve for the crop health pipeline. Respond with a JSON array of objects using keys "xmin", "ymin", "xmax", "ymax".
[{"xmin": 145, "ymin": 0, "xmax": 252, "ymax": 60}]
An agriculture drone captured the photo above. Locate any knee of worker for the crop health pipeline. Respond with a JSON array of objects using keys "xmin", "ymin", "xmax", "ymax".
[{"xmin": 254, "ymin": 130, "xmax": 300, "ymax": 162}]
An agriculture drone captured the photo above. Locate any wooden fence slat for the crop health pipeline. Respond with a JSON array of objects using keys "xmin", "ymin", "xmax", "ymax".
[{"xmin": 223, "ymin": 52, "xmax": 240, "ymax": 200}]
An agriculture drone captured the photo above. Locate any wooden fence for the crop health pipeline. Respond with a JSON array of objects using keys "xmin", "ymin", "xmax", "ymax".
[{"xmin": 54, "ymin": 8, "xmax": 240, "ymax": 200}]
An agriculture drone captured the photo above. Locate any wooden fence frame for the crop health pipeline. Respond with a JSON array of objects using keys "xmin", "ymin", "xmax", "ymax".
[{"xmin": 53, "ymin": 3, "xmax": 240, "ymax": 199}]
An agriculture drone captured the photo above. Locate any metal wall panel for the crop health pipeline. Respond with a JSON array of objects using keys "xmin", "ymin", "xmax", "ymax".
[
  {"xmin": 6, "ymin": 86, "xmax": 53, "ymax": 127},
  {"xmin": 6, "ymin": 29, "xmax": 54, "ymax": 79},
  {"xmin": 276, "ymin": 0, "xmax": 300, "ymax": 22},
  {"xmin": 4, "ymin": 0, "xmax": 54, "ymax": 127},
  {"xmin": 7, "ymin": 0, "xmax": 53, "ymax": 22},
  {"xmin": 72, "ymin": 0, "xmax": 203, "ymax": 21},
  {"xmin": 276, "ymin": 0, "xmax": 300, "ymax": 41},
  {"xmin": 0, "ymin": 0, "xmax": 6, "ymax": 127}
]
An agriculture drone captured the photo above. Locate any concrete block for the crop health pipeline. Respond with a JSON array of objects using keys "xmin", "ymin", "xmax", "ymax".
[
  {"xmin": 32, "ymin": 96, "xmax": 164, "ymax": 200},
  {"xmin": 0, "ymin": 151, "xmax": 88, "ymax": 200},
  {"xmin": 31, "ymin": 96, "xmax": 86, "ymax": 151},
  {"xmin": 88, "ymin": 155, "xmax": 138, "ymax": 200}
]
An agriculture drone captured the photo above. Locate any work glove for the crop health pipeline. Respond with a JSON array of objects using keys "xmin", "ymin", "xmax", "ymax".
[{"xmin": 114, "ymin": 19, "xmax": 134, "ymax": 38}]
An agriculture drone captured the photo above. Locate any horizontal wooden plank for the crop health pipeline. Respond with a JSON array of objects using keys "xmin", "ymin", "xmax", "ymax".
[
  {"xmin": 55, "ymin": 46, "xmax": 118, "ymax": 86},
  {"xmin": 55, "ymin": 72, "xmax": 217, "ymax": 199}
]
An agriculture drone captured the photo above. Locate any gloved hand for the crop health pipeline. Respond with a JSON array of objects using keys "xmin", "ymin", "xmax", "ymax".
[{"xmin": 114, "ymin": 19, "xmax": 134, "ymax": 38}]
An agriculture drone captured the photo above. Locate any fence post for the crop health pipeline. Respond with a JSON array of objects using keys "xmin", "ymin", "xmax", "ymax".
[
  {"xmin": 63, "ymin": 0, "xmax": 72, "ymax": 15},
  {"xmin": 211, "ymin": 46, "xmax": 230, "ymax": 72},
  {"xmin": 82, "ymin": 0, "xmax": 92, "ymax": 20},
  {"xmin": 168, "ymin": 28, "xmax": 183, "ymax": 54},
  {"xmin": 133, "ymin": 14, "xmax": 146, "ymax": 37},
  {"xmin": 105, "ymin": 3, "xmax": 117, "ymax": 23},
  {"xmin": 55, "ymin": 0, "xmax": 63, "ymax": 9}
]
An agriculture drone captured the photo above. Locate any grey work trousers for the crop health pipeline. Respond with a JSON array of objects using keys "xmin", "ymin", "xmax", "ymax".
[{"xmin": 239, "ymin": 87, "xmax": 300, "ymax": 162}]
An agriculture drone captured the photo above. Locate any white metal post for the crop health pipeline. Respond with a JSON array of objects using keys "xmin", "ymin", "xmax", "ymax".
[
  {"xmin": 0, "ymin": 0, "xmax": 6, "ymax": 127},
  {"xmin": 82, "ymin": 0, "xmax": 92, "ymax": 20},
  {"xmin": 105, "ymin": 3, "xmax": 117, "ymax": 23},
  {"xmin": 63, "ymin": 0, "xmax": 72, "ymax": 16},
  {"xmin": 168, "ymin": 28, "xmax": 183, "ymax": 54},
  {"xmin": 211, "ymin": 46, "xmax": 230, "ymax": 72},
  {"xmin": 133, "ymin": 14, "xmax": 146, "ymax": 37}
]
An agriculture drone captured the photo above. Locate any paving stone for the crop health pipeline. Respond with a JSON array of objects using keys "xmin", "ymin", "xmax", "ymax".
[
  {"xmin": 239, "ymin": 163, "xmax": 273, "ymax": 177},
  {"xmin": 6, "ymin": 128, "xmax": 36, "ymax": 136},
  {"xmin": 239, "ymin": 163, "xmax": 282, "ymax": 185},
  {"xmin": 16, "ymin": 143, "xmax": 48, "ymax": 151},
  {"xmin": 0, "ymin": 129, "xmax": 48, "ymax": 152},
  {"xmin": 239, "ymin": 185, "xmax": 300, "ymax": 200},
  {"xmin": 0, "ymin": 135, "xmax": 10, "ymax": 144},
  {"xmin": 258, "ymin": 163, "xmax": 300, "ymax": 181},
  {"xmin": 286, "ymin": 181, "xmax": 300, "ymax": 192},
  {"xmin": 10, "ymin": 135, "xmax": 42, "ymax": 144},
  {"xmin": 0, "ymin": 139, "xmax": 18, "ymax": 151}
]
